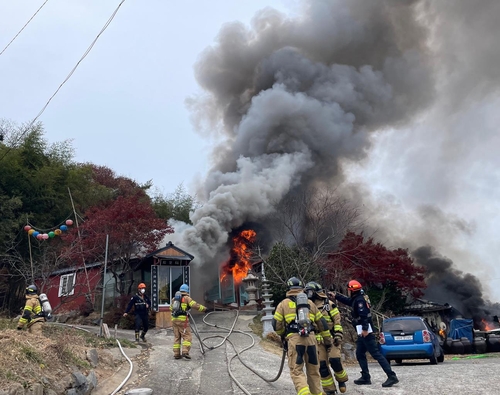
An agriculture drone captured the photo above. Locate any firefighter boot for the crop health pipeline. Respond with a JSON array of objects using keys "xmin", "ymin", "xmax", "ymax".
[
  {"xmin": 140, "ymin": 331, "xmax": 146, "ymax": 342},
  {"xmin": 182, "ymin": 353, "xmax": 191, "ymax": 360},
  {"xmin": 382, "ymin": 374, "xmax": 399, "ymax": 387},
  {"xmin": 135, "ymin": 332, "xmax": 140, "ymax": 342},
  {"xmin": 353, "ymin": 372, "xmax": 371, "ymax": 385},
  {"xmin": 338, "ymin": 382, "xmax": 347, "ymax": 393}
]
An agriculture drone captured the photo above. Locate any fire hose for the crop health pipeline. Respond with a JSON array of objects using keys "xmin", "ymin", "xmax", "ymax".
[{"xmin": 189, "ymin": 310, "xmax": 287, "ymax": 395}]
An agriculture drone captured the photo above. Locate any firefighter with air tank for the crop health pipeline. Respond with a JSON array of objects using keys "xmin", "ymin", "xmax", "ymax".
[
  {"xmin": 273, "ymin": 276, "xmax": 332, "ymax": 395},
  {"xmin": 17, "ymin": 284, "xmax": 52, "ymax": 335},
  {"xmin": 305, "ymin": 281, "xmax": 348, "ymax": 394},
  {"xmin": 171, "ymin": 283, "xmax": 207, "ymax": 359}
]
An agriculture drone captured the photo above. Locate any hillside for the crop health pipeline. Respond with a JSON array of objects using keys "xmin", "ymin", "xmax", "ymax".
[{"xmin": 0, "ymin": 318, "xmax": 134, "ymax": 394}]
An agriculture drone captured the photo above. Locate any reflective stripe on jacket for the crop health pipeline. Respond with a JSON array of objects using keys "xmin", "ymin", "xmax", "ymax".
[{"xmin": 171, "ymin": 293, "xmax": 206, "ymax": 322}]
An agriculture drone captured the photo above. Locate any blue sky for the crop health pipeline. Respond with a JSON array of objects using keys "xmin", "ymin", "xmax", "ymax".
[{"xmin": 0, "ymin": 0, "xmax": 291, "ymax": 194}]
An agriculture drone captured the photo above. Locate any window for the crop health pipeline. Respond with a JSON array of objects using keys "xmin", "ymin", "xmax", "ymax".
[
  {"xmin": 157, "ymin": 266, "xmax": 189, "ymax": 306},
  {"xmin": 58, "ymin": 273, "xmax": 76, "ymax": 297}
]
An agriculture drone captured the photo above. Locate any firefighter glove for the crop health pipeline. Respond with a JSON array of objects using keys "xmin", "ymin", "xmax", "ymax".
[
  {"xmin": 315, "ymin": 334, "xmax": 323, "ymax": 344},
  {"xmin": 334, "ymin": 336, "xmax": 342, "ymax": 346}
]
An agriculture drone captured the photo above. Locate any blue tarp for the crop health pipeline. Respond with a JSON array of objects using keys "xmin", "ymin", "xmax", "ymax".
[{"xmin": 449, "ymin": 318, "xmax": 474, "ymax": 342}]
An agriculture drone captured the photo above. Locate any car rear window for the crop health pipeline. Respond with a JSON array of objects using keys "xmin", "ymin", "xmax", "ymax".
[{"xmin": 383, "ymin": 319, "xmax": 426, "ymax": 332}]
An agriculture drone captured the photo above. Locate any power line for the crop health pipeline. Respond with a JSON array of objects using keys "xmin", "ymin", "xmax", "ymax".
[
  {"xmin": 0, "ymin": 0, "xmax": 127, "ymax": 163},
  {"xmin": 0, "ymin": 0, "xmax": 50, "ymax": 57}
]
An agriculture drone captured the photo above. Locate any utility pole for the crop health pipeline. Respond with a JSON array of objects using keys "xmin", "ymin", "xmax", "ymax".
[{"xmin": 99, "ymin": 234, "xmax": 109, "ymax": 337}]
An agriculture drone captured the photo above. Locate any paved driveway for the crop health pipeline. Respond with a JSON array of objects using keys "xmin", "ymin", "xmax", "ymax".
[{"xmin": 93, "ymin": 312, "xmax": 500, "ymax": 395}]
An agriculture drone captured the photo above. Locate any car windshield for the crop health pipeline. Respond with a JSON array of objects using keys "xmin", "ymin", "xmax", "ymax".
[{"xmin": 383, "ymin": 319, "xmax": 426, "ymax": 332}]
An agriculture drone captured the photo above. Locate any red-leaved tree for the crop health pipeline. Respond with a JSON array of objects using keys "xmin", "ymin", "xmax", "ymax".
[
  {"xmin": 64, "ymin": 191, "xmax": 173, "ymax": 298},
  {"xmin": 323, "ymin": 232, "xmax": 426, "ymax": 312}
]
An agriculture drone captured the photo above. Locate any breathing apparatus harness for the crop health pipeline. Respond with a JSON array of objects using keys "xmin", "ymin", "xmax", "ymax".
[
  {"xmin": 171, "ymin": 291, "xmax": 187, "ymax": 317},
  {"xmin": 286, "ymin": 292, "xmax": 312, "ymax": 337}
]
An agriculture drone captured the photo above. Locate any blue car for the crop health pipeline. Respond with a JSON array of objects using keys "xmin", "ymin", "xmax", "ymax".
[{"xmin": 379, "ymin": 316, "xmax": 444, "ymax": 365}]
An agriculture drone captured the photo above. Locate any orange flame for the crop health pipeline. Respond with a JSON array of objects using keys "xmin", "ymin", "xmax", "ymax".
[
  {"xmin": 220, "ymin": 229, "xmax": 256, "ymax": 285},
  {"xmin": 482, "ymin": 319, "xmax": 494, "ymax": 331}
]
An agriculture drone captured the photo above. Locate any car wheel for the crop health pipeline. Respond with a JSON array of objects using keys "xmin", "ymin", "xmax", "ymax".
[
  {"xmin": 430, "ymin": 354, "xmax": 438, "ymax": 365},
  {"xmin": 395, "ymin": 358, "xmax": 402, "ymax": 365},
  {"xmin": 437, "ymin": 348, "xmax": 444, "ymax": 363}
]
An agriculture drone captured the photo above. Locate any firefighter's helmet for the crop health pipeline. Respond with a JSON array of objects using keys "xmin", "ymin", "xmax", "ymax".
[
  {"xmin": 304, "ymin": 281, "xmax": 322, "ymax": 299},
  {"xmin": 138, "ymin": 283, "xmax": 147, "ymax": 289},
  {"xmin": 347, "ymin": 279, "xmax": 363, "ymax": 292},
  {"xmin": 26, "ymin": 284, "xmax": 38, "ymax": 295},
  {"xmin": 180, "ymin": 284, "xmax": 189, "ymax": 293},
  {"xmin": 287, "ymin": 277, "xmax": 303, "ymax": 290}
]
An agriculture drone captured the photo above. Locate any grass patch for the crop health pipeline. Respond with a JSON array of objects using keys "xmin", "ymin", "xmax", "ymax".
[{"xmin": 20, "ymin": 344, "xmax": 44, "ymax": 365}]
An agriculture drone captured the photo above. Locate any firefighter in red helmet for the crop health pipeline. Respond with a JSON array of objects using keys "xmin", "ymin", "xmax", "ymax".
[
  {"xmin": 330, "ymin": 280, "xmax": 399, "ymax": 388},
  {"xmin": 124, "ymin": 283, "xmax": 151, "ymax": 342}
]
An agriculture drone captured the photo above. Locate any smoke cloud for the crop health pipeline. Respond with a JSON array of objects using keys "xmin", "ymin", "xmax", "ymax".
[
  {"xmin": 173, "ymin": 0, "xmax": 500, "ymax": 305},
  {"xmin": 182, "ymin": 0, "xmax": 435, "ymax": 266}
]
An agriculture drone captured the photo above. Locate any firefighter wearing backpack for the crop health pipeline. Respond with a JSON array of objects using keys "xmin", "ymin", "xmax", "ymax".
[
  {"xmin": 305, "ymin": 281, "xmax": 348, "ymax": 394},
  {"xmin": 171, "ymin": 283, "xmax": 207, "ymax": 359},
  {"xmin": 17, "ymin": 284, "xmax": 46, "ymax": 335},
  {"xmin": 273, "ymin": 277, "xmax": 332, "ymax": 395},
  {"xmin": 123, "ymin": 283, "xmax": 151, "ymax": 342}
]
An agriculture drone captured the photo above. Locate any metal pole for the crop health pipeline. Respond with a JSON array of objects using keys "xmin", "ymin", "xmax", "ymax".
[{"xmin": 99, "ymin": 234, "xmax": 109, "ymax": 337}]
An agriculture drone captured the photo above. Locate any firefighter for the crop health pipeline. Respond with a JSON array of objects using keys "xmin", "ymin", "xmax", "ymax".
[
  {"xmin": 273, "ymin": 276, "xmax": 332, "ymax": 395},
  {"xmin": 123, "ymin": 282, "xmax": 151, "ymax": 342},
  {"xmin": 305, "ymin": 281, "xmax": 348, "ymax": 394},
  {"xmin": 17, "ymin": 284, "xmax": 45, "ymax": 335},
  {"xmin": 330, "ymin": 280, "xmax": 399, "ymax": 388},
  {"xmin": 171, "ymin": 283, "xmax": 206, "ymax": 359}
]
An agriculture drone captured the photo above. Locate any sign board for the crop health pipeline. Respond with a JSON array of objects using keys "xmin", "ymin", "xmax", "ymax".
[{"xmin": 151, "ymin": 264, "xmax": 159, "ymax": 312}]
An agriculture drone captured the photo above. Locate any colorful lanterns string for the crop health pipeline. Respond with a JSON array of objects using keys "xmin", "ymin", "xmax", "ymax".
[{"xmin": 23, "ymin": 219, "xmax": 74, "ymax": 240}]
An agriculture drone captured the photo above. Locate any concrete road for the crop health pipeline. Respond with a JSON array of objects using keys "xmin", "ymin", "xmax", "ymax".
[{"xmin": 93, "ymin": 312, "xmax": 500, "ymax": 395}]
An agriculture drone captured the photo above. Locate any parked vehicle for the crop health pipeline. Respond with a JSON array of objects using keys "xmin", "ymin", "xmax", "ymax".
[{"xmin": 379, "ymin": 316, "xmax": 444, "ymax": 365}]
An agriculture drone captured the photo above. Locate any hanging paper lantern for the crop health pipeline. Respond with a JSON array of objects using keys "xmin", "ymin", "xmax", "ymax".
[
  {"xmin": 60, "ymin": 225, "xmax": 68, "ymax": 232},
  {"xmin": 54, "ymin": 229, "xmax": 62, "ymax": 236},
  {"xmin": 24, "ymin": 225, "xmax": 31, "ymax": 232},
  {"xmin": 66, "ymin": 219, "xmax": 73, "ymax": 226},
  {"xmin": 48, "ymin": 231, "xmax": 55, "ymax": 238},
  {"xmin": 36, "ymin": 234, "xmax": 43, "ymax": 240},
  {"xmin": 42, "ymin": 233, "xmax": 49, "ymax": 240},
  {"xmin": 28, "ymin": 229, "xmax": 35, "ymax": 235},
  {"xmin": 32, "ymin": 231, "xmax": 40, "ymax": 238}
]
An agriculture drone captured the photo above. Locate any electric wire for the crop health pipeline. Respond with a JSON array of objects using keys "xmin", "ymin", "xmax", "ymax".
[
  {"xmin": 0, "ymin": 0, "xmax": 50, "ymax": 57},
  {"xmin": 0, "ymin": 0, "xmax": 127, "ymax": 164}
]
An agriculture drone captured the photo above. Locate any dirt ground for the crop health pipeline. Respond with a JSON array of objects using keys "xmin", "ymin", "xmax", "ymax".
[{"xmin": 0, "ymin": 318, "xmax": 132, "ymax": 392}]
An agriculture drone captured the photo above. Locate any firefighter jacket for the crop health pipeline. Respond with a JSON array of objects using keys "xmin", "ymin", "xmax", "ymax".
[
  {"xmin": 314, "ymin": 297, "xmax": 344, "ymax": 343},
  {"xmin": 272, "ymin": 288, "xmax": 332, "ymax": 344},
  {"xmin": 335, "ymin": 291, "xmax": 373, "ymax": 332},
  {"xmin": 171, "ymin": 292, "xmax": 206, "ymax": 322},
  {"xmin": 17, "ymin": 294, "xmax": 45, "ymax": 329},
  {"xmin": 125, "ymin": 293, "xmax": 151, "ymax": 315}
]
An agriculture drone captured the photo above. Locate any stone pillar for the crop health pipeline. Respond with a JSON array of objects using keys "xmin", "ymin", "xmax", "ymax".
[
  {"xmin": 260, "ymin": 262, "xmax": 275, "ymax": 337},
  {"xmin": 242, "ymin": 273, "xmax": 258, "ymax": 306}
]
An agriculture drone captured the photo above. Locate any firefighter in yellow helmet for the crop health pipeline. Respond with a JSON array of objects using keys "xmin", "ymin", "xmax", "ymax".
[
  {"xmin": 171, "ymin": 284, "xmax": 207, "ymax": 359},
  {"xmin": 273, "ymin": 277, "xmax": 332, "ymax": 395},
  {"xmin": 17, "ymin": 284, "xmax": 45, "ymax": 335},
  {"xmin": 305, "ymin": 281, "xmax": 348, "ymax": 394}
]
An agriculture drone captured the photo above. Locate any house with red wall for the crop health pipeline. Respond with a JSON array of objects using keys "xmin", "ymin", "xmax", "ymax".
[{"xmin": 40, "ymin": 262, "xmax": 103, "ymax": 314}]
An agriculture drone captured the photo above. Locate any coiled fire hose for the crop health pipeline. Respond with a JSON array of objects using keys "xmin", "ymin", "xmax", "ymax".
[{"xmin": 189, "ymin": 310, "xmax": 287, "ymax": 395}]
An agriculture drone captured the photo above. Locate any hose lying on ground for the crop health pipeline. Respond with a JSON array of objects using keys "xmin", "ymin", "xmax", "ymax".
[{"xmin": 189, "ymin": 310, "xmax": 287, "ymax": 395}]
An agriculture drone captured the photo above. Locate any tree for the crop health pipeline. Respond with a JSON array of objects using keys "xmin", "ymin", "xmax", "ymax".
[
  {"xmin": 64, "ymin": 191, "xmax": 173, "ymax": 297},
  {"xmin": 323, "ymin": 232, "xmax": 427, "ymax": 313},
  {"xmin": 151, "ymin": 183, "xmax": 199, "ymax": 224}
]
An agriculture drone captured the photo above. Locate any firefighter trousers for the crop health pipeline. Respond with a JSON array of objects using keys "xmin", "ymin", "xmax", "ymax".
[
  {"xmin": 356, "ymin": 333, "xmax": 395, "ymax": 376},
  {"xmin": 172, "ymin": 319, "xmax": 192, "ymax": 356},
  {"xmin": 318, "ymin": 343, "xmax": 348, "ymax": 392},
  {"xmin": 287, "ymin": 334, "xmax": 322, "ymax": 395}
]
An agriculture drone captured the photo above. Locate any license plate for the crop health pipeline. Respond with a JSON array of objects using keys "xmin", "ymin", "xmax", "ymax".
[{"xmin": 394, "ymin": 335, "xmax": 413, "ymax": 341}]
